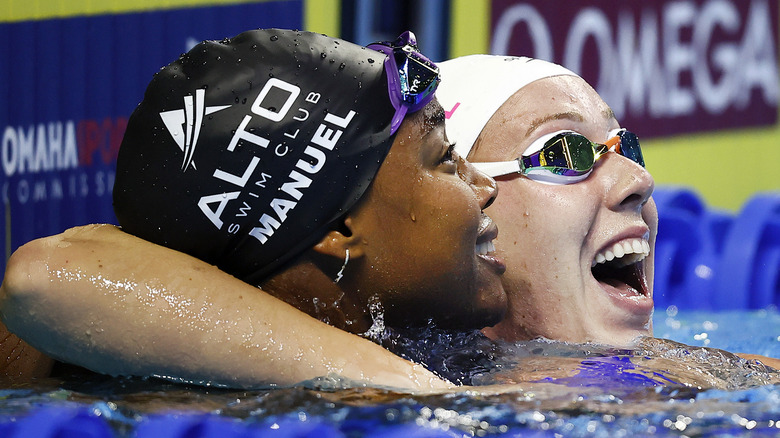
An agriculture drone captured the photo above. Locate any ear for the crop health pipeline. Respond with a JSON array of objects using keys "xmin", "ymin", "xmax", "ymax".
[{"xmin": 312, "ymin": 216, "xmax": 366, "ymax": 259}]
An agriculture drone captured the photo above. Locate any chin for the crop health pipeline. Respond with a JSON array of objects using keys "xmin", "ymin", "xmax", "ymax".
[{"xmin": 587, "ymin": 324, "xmax": 653, "ymax": 347}]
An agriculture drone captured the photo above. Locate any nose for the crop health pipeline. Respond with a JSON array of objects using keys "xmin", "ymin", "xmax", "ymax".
[
  {"xmin": 601, "ymin": 153, "xmax": 655, "ymax": 212},
  {"xmin": 458, "ymin": 154, "xmax": 498, "ymax": 210}
]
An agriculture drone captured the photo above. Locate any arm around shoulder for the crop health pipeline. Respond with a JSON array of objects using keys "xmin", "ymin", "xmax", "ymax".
[{"xmin": 0, "ymin": 224, "xmax": 451, "ymax": 391}]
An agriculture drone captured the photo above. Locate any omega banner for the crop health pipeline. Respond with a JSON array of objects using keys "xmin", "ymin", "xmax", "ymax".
[{"xmin": 490, "ymin": 0, "xmax": 779, "ymax": 137}]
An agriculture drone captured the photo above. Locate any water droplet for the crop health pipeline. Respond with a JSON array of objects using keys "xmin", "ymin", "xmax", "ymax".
[
  {"xmin": 320, "ymin": 53, "xmax": 327, "ymax": 59},
  {"xmin": 338, "ymin": 63, "xmax": 346, "ymax": 70},
  {"xmin": 270, "ymin": 35, "xmax": 278, "ymax": 42},
  {"xmin": 368, "ymin": 58, "xmax": 375, "ymax": 63}
]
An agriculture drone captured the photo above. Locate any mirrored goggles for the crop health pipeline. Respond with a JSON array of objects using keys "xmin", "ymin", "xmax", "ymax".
[
  {"xmin": 368, "ymin": 31, "xmax": 441, "ymax": 135},
  {"xmin": 473, "ymin": 129, "xmax": 645, "ymax": 184}
]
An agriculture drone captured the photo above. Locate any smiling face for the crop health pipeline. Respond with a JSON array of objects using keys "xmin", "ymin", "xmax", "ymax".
[
  {"xmin": 471, "ymin": 76, "xmax": 657, "ymax": 346},
  {"xmin": 348, "ymin": 100, "xmax": 507, "ymax": 330}
]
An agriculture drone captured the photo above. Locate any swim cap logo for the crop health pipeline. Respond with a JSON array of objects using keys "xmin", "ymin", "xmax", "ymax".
[{"xmin": 159, "ymin": 89, "xmax": 231, "ymax": 171}]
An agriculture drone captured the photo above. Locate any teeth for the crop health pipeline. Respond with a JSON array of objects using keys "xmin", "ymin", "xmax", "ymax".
[
  {"xmin": 477, "ymin": 240, "xmax": 496, "ymax": 256},
  {"xmin": 592, "ymin": 238, "xmax": 650, "ymax": 267}
]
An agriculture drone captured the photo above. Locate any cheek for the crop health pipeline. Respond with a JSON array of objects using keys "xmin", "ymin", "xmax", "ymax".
[
  {"xmin": 410, "ymin": 177, "xmax": 482, "ymax": 264},
  {"xmin": 643, "ymin": 199, "xmax": 659, "ymax": 235},
  {"xmin": 419, "ymin": 181, "xmax": 479, "ymax": 240},
  {"xmin": 494, "ymin": 182, "xmax": 588, "ymax": 242},
  {"xmin": 491, "ymin": 181, "xmax": 596, "ymax": 284}
]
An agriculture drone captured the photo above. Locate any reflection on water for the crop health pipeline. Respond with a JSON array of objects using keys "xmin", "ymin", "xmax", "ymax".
[{"xmin": 1, "ymin": 308, "xmax": 779, "ymax": 437}]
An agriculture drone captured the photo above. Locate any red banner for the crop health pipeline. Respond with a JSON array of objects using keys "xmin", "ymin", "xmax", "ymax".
[{"xmin": 490, "ymin": 0, "xmax": 779, "ymax": 137}]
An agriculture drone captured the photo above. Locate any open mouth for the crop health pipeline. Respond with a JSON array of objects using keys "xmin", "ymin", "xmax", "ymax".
[
  {"xmin": 476, "ymin": 213, "xmax": 498, "ymax": 255},
  {"xmin": 591, "ymin": 238, "xmax": 650, "ymax": 296},
  {"xmin": 475, "ymin": 214, "xmax": 506, "ymax": 274},
  {"xmin": 477, "ymin": 240, "xmax": 496, "ymax": 255}
]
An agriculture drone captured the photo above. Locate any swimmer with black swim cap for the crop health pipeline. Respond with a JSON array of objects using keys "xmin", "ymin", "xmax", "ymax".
[
  {"xmin": 112, "ymin": 28, "xmax": 505, "ymax": 335},
  {"xmin": 0, "ymin": 28, "xmax": 506, "ymax": 388},
  {"xmin": 115, "ymin": 28, "xmax": 404, "ymax": 285}
]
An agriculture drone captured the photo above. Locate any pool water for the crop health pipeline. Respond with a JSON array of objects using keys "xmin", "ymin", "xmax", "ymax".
[{"xmin": 1, "ymin": 307, "xmax": 779, "ymax": 437}]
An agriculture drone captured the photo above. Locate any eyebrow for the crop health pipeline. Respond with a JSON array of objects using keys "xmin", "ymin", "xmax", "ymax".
[
  {"xmin": 424, "ymin": 104, "xmax": 446, "ymax": 126},
  {"xmin": 602, "ymin": 107, "xmax": 616, "ymax": 122},
  {"xmin": 525, "ymin": 112, "xmax": 584, "ymax": 137}
]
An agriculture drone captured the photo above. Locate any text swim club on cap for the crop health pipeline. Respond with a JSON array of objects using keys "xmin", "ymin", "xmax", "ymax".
[{"xmin": 114, "ymin": 29, "xmax": 406, "ymax": 285}]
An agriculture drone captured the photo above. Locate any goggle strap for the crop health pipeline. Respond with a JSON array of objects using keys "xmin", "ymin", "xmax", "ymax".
[
  {"xmin": 604, "ymin": 135, "xmax": 621, "ymax": 153},
  {"xmin": 389, "ymin": 105, "xmax": 408, "ymax": 135},
  {"xmin": 367, "ymin": 32, "xmax": 439, "ymax": 136},
  {"xmin": 473, "ymin": 160, "xmax": 522, "ymax": 178}
]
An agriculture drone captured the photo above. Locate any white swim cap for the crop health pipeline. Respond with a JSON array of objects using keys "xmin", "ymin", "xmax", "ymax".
[{"xmin": 437, "ymin": 55, "xmax": 578, "ymax": 158}]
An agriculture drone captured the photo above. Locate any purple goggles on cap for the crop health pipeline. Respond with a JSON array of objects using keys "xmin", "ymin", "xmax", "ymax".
[{"xmin": 368, "ymin": 31, "xmax": 441, "ymax": 135}]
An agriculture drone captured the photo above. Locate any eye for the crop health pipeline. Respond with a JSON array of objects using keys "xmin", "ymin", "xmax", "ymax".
[
  {"xmin": 441, "ymin": 143, "xmax": 456, "ymax": 163},
  {"xmin": 438, "ymin": 143, "xmax": 458, "ymax": 172},
  {"xmin": 523, "ymin": 130, "xmax": 578, "ymax": 156}
]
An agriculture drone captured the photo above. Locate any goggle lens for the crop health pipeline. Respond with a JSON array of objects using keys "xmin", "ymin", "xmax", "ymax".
[
  {"xmin": 614, "ymin": 130, "xmax": 645, "ymax": 168},
  {"xmin": 540, "ymin": 134, "xmax": 598, "ymax": 175},
  {"xmin": 474, "ymin": 130, "xmax": 644, "ymax": 184},
  {"xmin": 368, "ymin": 31, "xmax": 440, "ymax": 135}
]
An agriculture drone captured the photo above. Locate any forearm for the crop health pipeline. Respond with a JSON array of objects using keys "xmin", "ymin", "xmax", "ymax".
[
  {"xmin": 0, "ymin": 225, "xmax": 451, "ymax": 390},
  {"xmin": 735, "ymin": 353, "xmax": 780, "ymax": 369}
]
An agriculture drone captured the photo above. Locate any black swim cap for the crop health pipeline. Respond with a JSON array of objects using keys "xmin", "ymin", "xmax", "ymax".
[{"xmin": 114, "ymin": 28, "xmax": 397, "ymax": 284}]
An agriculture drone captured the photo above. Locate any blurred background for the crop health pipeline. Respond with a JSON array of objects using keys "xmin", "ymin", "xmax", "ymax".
[{"xmin": 2, "ymin": 0, "xmax": 778, "ymax": 308}]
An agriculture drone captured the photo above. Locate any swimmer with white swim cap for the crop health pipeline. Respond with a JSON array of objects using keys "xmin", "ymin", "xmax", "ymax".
[
  {"xmin": 437, "ymin": 55, "xmax": 656, "ymax": 346},
  {"xmin": 436, "ymin": 55, "xmax": 779, "ymax": 372}
]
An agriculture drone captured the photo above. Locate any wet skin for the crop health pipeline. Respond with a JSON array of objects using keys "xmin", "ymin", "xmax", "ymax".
[
  {"xmin": 345, "ymin": 101, "xmax": 507, "ymax": 330},
  {"xmin": 470, "ymin": 76, "xmax": 657, "ymax": 346}
]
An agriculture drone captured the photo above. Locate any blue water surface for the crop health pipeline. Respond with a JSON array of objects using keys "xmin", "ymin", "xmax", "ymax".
[{"xmin": 0, "ymin": 308, "xmax": 779, "ymax": 437}]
